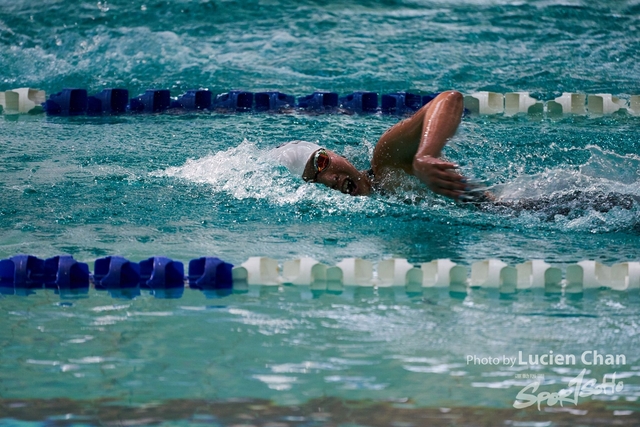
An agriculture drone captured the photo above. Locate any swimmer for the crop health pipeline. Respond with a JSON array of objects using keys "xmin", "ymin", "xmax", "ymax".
[
  {"xmin": 270, "ymin": 91, "xmax": 638, "ymax": 215},
  {"xmin": 271, "ymin": 90, "xmax": 469, "ymax": 199}
]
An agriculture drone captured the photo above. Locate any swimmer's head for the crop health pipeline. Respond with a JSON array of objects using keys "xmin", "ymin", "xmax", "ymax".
[
  {"xmin": 271, "ymin": 141, "xmax": 372, "ymax": 196},
  {"xmin": 303, "ymin": 148, "xmax": 373, "ymax": 196},
  {"xmin": 270, "ymin": 141, "xmax": 321, "ymax": 177}
]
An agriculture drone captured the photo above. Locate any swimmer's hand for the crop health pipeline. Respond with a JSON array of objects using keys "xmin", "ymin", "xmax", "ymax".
[{"xmin": 412, "ymin": 155, "xmax": 467, "ymax": 200}]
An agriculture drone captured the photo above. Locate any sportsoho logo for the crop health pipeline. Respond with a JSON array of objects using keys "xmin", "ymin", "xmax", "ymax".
[{"xmin": 466, "ymin": 351, "xmax": 626, "ymax": 410}]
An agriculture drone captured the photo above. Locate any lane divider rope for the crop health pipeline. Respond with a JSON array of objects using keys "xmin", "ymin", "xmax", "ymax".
[
  {"xmin": 1, "ymin": 254, "xmax": 638, "ymax": 299},
  {"xmin": 1, "ymin": 88, "xmax": 638, "ymax": 116}
]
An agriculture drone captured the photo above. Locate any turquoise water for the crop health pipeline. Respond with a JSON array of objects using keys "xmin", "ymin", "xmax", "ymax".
[{"xmin": 1, "ymin": 0, "xmax": 640, "ymax": 425}]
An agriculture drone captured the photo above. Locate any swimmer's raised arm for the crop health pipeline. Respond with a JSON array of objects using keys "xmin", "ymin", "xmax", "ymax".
[
  {"xmin": 371, "ymin": 90, "xmax": 467, "ymax": 199},
  {"xmin": 272, "ymin": 91, "xmax": 467, "ymax": 198}
]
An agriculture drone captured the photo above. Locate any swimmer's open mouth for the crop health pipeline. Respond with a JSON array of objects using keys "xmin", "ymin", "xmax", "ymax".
[{"xmin": 342, "ymin": 178, "xmax": 357, "ymax": 196}]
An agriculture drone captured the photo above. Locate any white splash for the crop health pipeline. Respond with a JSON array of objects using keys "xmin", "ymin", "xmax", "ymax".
[{"xmin": 158, "ymin": 140, "xmax": 386, "ymax": 214}]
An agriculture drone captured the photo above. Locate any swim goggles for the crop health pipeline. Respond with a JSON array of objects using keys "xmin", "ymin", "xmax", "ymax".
[{"xmin": 307, "ymin": 149, "xmax": 331, "ymax": 182}]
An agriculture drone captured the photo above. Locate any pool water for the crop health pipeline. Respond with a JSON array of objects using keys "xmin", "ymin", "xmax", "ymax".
[{"xmin": 1, "ymin": 0, "xmax": 639, "ymax": 426}]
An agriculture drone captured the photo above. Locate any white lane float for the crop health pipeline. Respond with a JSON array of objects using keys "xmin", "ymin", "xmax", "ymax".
[
  {"xmin": 0, "ymin": 88, "xmax": 46, "ymax": 114},
  {"xmin": 587, "ymin": 94, "xmax": 628, "ymax": 115},
  {"xmin": 547, "ymin": 92, "xmax": 587, "ymax": 115},
  {"xmin": 504, "ymin": 92, "xmax": 543, "ymax": 116},
  {"xmin": 419, "ymin": 259, "xmax": 468, "ymax": 296},
  {"xmin": 463, "ymin": 91, "xmax": 504, "ymax": 115},
  {"xmin": 471, "ymin": 259, "xmax": 518, "ymax": 295},
  {"xmin": 335, "ymin": 258, "xmax": 373, "ymax": 286}
]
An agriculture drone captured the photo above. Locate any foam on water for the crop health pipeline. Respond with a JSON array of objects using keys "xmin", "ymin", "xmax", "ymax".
[
  {"xmin": 498, "ymin": 146, "xmax": 640, "ymax": 198},
  {"xmin": 160, "ymin": 139, "xmax": 400, "ymax": 216}
]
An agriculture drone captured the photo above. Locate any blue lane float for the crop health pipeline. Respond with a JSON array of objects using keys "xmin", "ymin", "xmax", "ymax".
[
  {"xmin": 87, "ymin": 88, "xmax": 129, "ymax": 114},
  {"xmin": 255, "ymin": 91, "xmax": 295, "ymax": 111},
  {"xmin": 381, "ymin": 92, "xmax": 423, "ymax": 114},
  {"xmin": 43, "ymin": 255, "xmax": 90, "ymax": 292},
  {"xmin": 298, "ymin": 91, "xmax": 339, "ymax": 110},
  {"xmin": 139, "ymin": 256, "xmax": 185, "ymax": 298},
  {"xmin": 0, "ymin": 255, "xmax": 89, "ymax": 296},
  {"xmin": 171, "ymin": 89, "xmax": 212, "ymax": 110},
  {"xmin": 339, "ymin": 91, "xmax": 378, "ymax": 113},
  {"xmin": 43, "ymin": 88, "xmax": 88, "ymax": 115},
  {"xmin": 213, "ymin": 90, "xmax": 253, "ymax": 111},
  {"xmin": 0, "ymin": 254, "xmax": 45, "ymax": 291},
  {"xmin": 94, "ymin": 256, "xmax": 140, "ymax": 290},
  {"xmin": 188, "ymin": 257, "xmax": 234, "ymax": 292},
  {"xmin": 129, "ymin": 89, "xmax": 171, "ymax": 113},
  {"xmin": 421, "ymin": 92, "xmax": 440, "ymax": 106}
]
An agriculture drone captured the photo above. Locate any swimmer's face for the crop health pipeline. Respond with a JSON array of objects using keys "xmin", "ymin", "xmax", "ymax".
[{"xmin": 302, "ymin": 149, "xmax": 372, "ymax": 196}]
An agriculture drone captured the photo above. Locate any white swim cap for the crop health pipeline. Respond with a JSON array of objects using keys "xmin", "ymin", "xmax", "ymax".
[{"xmin": 270, "ymin": 141, "xmax": 322, "ymax": 178}]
